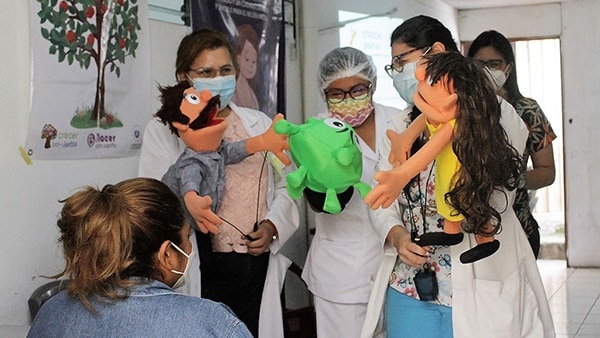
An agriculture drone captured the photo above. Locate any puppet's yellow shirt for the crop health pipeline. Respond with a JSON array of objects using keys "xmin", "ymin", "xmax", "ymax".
[{"xmin": 426, "ymin": 119, "xmax": 464, "ymax": 222}]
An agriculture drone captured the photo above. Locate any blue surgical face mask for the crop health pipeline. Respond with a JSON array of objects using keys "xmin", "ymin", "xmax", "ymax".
[
  {"xmin": 391, "ymin": 61, "xmax": 418, "ymax": 105},
  {"xmin": 189, "ymin": 75, "xmax": 236, "ymax": 111}
]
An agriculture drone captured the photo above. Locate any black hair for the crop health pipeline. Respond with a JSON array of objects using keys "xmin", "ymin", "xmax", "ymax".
[
  {"xmin": 467, "ymin": 30, "xmax": 523, "ymax": 106},
  {"xmin": 390, "ymin": 15, "xmax": 459, "ymax": 52}
]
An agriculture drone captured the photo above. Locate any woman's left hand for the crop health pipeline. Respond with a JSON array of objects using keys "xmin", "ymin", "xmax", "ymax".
[{"xmin": 245, "ymin": 220, "xmax": 277, "ymax": 256}]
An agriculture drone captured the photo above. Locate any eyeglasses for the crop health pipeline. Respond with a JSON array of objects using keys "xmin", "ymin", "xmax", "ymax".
[
  {"xmin": 384, "ymin": 46, "xmax": 432, "ymax": 77},
  {"xmin": 188, "ymin": 65, "xmax": 235, "ymax": 78},
  {"xmin": 473, "ymin": 59, "xmax": 505, "ymax": 71},
  {"xmin": 324, "ymin": 83, "xmax": 372, "ymax": 104}
]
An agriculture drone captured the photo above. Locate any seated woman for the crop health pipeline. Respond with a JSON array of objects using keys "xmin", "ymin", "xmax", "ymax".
[{"xmin": 27, "ymin": 177, "xmax": 252, "ymax": 338}]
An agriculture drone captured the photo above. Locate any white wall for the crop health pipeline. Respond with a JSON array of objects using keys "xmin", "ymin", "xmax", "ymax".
[
  {"xmin": 458, "ymin": 0, "xmax": 600, "ymax": 267},
  {"xmin": 458, "ymin": 3, "xmax": 562, "ymax": 41},
  {"xmin": 560, "ymin": 0, "xmax": 600, "ymax": 267}
]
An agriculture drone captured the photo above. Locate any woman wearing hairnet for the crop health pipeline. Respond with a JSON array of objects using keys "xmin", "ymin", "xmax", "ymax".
[{"xmin": 300, "ymin": 46, "xmax": 401, "ymax": 337}]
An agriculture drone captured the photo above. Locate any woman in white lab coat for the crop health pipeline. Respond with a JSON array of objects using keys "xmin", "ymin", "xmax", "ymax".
[
  {"xmin": 138, "ymin": 29, "xmax": 299, "ymax": 338},
  {"xmin": 363, "ymin": 100, "xmax": 554, "ymax": 338},
  {"xmin": 360, "ymin": 15, "xmax": 554, "ymax": 338},
  {"xmin": 301, "ymin": 46, "xmax": 400, "ymax": 338}
]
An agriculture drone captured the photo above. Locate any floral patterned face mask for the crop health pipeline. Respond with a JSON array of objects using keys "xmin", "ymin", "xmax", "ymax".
[{"xmin": 327, "ymin": 93, "xmax": 374, "ymax": 127}]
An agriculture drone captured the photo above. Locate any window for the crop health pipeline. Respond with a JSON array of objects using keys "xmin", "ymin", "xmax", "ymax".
[
  {"xmin": 338, "ymin": 11, "xmax": 405, "ymax": 109},
  {"xmin": 515, "ymin": 38, "xmax": 565, "ymax": 248},
  {"xmin": 149, "ymin": 0, "xmax": 187, "ymax": 25}
]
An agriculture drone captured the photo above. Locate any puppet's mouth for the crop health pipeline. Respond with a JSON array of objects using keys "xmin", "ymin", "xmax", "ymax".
[{"xmin": 189, "ymin": 95, "xmax": 223, "ymax": 130}]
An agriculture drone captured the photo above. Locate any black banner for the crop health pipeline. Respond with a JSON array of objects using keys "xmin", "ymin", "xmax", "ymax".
[{"xmin": 191, "ymin": 0, "xmax": 285, "ymax": 117}]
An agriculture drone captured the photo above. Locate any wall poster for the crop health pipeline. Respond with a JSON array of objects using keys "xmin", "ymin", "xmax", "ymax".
[{"xmin": 25, "ymin": 0, "xmax": 151, "ymax": 160}]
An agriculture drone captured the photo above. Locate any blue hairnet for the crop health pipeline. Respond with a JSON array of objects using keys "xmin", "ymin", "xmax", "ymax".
[{"xmin": 317, "ymin": 47, "xmax": 377, "ymax": 99}]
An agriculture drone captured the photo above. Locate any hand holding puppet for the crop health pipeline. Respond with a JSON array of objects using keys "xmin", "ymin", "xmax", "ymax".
[
  {"xmin": 365, "ymin": 53, "xmax": 522, "ymax": 263},
  {"xmin": 275, "ymin": 117, "xmax": 371, "ymax": 214},
  {"xmin": 158, "ymin": 82, "xmax": 290, "ymax": 234}
]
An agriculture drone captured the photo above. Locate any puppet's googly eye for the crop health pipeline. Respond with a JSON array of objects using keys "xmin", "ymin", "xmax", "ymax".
[
  {"xmin": 324, "ymin": 118, "xmax": 347, "ymax": 130},
  {"xmin": 185, "ymin": 93, "xmax": 201, "ymax": 105}
]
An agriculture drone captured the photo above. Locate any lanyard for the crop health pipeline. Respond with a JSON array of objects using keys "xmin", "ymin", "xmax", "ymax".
[{"xmin": 404, "ymin": 160, "xmax": 435, "ymax": 235}]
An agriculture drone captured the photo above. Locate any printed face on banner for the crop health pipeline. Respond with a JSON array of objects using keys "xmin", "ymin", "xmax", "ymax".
[
  {"xmin": 192, "ymin": 0, "xmax": 283, "ymax": 117},
  {"xmin": 238, "ymin": 41, "xmax": 258, "ymax": 79}
]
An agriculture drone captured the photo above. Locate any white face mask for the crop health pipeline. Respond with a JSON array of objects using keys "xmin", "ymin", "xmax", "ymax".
[
  {"xmin": 484, "ymin": 67, "xmax": 507, "ymax": 90},
  {"xmin": 391, "ymin": 61, "xmax": 419, "ymax": 105},
  {"xmin": 169, "ymin": 242, "xmax": 193, "ymax": 290}
]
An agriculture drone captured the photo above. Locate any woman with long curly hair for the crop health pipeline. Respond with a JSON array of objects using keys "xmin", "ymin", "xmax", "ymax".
[{"xmin": 366, "ymin": 52, "xmax": 522, "ymax": 263}]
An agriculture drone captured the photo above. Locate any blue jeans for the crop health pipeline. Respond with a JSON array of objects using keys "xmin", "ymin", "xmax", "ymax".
[{"xmin": 386, "ymin": 286, "xmax": 453, "ymax": 338}]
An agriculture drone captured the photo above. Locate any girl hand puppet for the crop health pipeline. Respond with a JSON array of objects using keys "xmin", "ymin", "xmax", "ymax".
[{"xmin": 365, "ymin": 53, "xmax": 522, "ymax": 263}]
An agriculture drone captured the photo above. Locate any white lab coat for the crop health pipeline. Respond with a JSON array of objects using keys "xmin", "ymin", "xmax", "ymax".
[
  {"xmin": 301, "ymin": 103, "xmax": 399, "ymax": 332},
  {"xmin": 361, "ymin": 100, "xmax": 555, "ymax": 338},
  {"xmin": 138, "ymin": 103, "xmax": 300, "ymax": 338}
]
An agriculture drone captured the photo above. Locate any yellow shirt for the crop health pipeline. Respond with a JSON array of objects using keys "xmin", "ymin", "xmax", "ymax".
[{"xmin": 426, "ymin": 119, "xmax": 464, "ymax": 222}]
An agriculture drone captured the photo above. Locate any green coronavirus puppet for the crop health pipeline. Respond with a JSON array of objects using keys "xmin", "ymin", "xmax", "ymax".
[{"xmin": 274, "ymin": 117, "xmax": 371, "ymax": 214}]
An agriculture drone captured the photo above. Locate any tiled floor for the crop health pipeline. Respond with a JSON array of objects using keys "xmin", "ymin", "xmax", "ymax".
[{"xmin": 538, "ymin": 259, "xmax": 600, "ymax": 337}]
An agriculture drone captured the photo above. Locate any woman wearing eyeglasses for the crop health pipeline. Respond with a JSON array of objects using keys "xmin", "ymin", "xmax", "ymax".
[
  {"xmin": 361, "ymin": 16, "xmax": 554, "ymax": 338},
  {"xmin": 467, "ymin": 30, "xmax": 557, "ymax": 259},
  {"xmin": 300, "ymin": 46, "xmax": 400, "ymax": 338},
  {"xmin": 137, "ymin": 29, "xmax": 299, "ymax": 338}
]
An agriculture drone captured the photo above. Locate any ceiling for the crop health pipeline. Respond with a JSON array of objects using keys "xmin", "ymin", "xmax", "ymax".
[{"xmin": 442, "ymin": 0, "xmax": 564, "ymax": 10}]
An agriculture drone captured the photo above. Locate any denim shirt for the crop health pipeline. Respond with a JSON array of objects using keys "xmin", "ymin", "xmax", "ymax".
[{"xmin": 28, "ymin": 279, "xmax": 252, "ymax": 338}]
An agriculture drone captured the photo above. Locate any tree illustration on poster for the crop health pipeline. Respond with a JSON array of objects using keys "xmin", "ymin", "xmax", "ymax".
[{"xmin": 36, "ymin": 0, "xmax": 140, "ymax": 129}]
